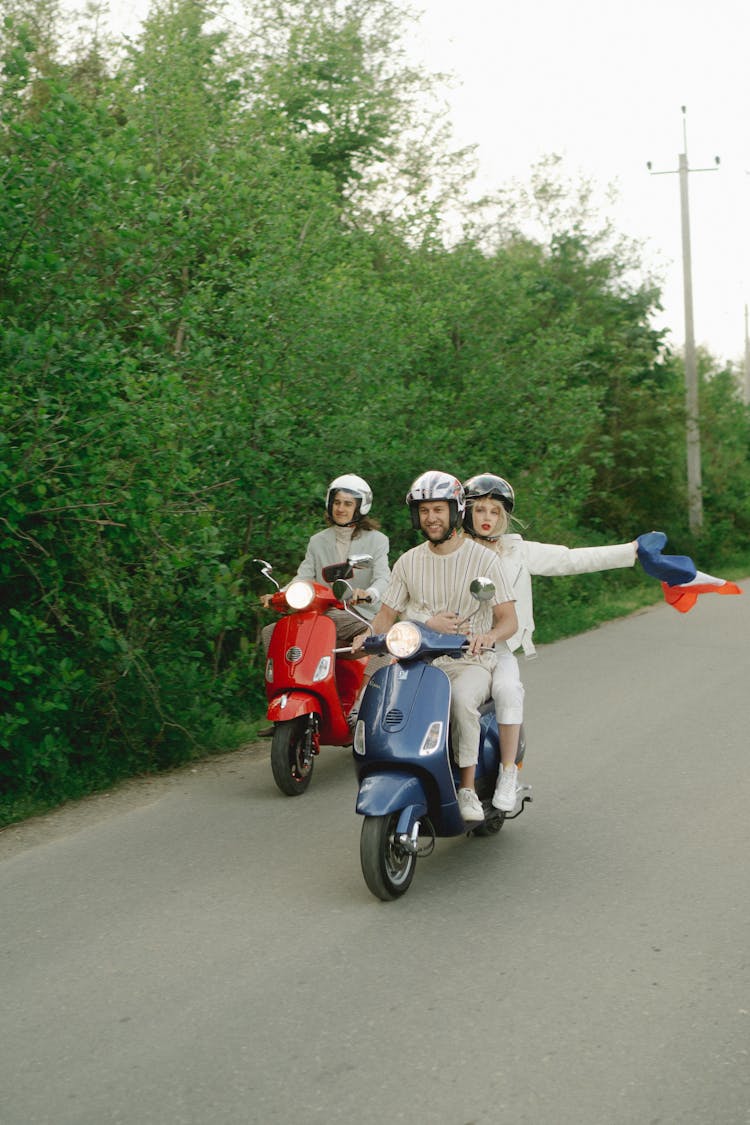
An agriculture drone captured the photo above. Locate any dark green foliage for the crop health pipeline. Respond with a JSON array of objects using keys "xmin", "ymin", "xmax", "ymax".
[{"xmin": 2, "ymin": 0, "xmax": 749, "ymax": 819}]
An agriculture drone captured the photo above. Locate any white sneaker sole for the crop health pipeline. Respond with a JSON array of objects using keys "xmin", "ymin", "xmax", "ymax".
[
  {"xmin": 492, "ymin": 792, "xmax": 517, "ymax": 813},
  {"xmin": 458, "ymin": 802, "xmax": 485, "ymax": 823}
]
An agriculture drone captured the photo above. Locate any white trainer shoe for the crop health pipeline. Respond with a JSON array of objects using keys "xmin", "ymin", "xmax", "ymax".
[
  {"xmin": 457, "ymin": 787, "xmax": 485, "ymax": 823},
  {"xmin": 492, "ymin": 765, "xmax": 518, "ymax": 812}
]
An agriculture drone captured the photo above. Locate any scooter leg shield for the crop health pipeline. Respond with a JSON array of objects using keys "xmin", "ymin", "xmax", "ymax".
[{"xmin": 356, "ymin": 771, "xmax": 428, "ymax": 823}]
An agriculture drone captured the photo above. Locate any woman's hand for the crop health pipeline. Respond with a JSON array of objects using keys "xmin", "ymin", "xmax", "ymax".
[{"xmin": 426, "ymin": 611, "xmax": 461, "ymax": 634}]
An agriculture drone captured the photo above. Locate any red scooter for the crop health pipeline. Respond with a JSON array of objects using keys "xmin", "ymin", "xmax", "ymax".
[{"xmin": 256, "ymin": 556, "xmax": 373, "ymax": 796}]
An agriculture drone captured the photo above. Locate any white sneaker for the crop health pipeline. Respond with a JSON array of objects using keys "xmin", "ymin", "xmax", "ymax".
[
  {"xmin": 492, "ymin": 765, "xmax": 518, "ymax": 812},
  {"xmin": 457, "ymin": 787, "xmax": 485, "ymax": 823}
]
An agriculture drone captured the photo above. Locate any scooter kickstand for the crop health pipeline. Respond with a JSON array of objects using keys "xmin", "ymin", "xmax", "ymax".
[{"xmin": 503, "ymin": 785, "xmax": 533, "ymax": 820}]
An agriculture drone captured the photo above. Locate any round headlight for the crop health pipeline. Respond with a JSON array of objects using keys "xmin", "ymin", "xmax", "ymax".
[
  {"xmin": 285, "ymin": 581, "xmax": 315, "ymax": 610},
  {"xmin": 386, "ymin": 621, "xmax": 421, "ymax": 659}
]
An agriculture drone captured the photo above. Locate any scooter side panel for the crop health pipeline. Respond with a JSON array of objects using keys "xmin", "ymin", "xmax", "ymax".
[{"xmin": 334, "ymin": 655, "xmax": 367, "ymax": 716}]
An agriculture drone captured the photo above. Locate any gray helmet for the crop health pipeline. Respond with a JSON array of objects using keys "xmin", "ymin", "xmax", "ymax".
[{"xmin": 405, "ymin": 470, "xmax": 465, "ymax": 535}]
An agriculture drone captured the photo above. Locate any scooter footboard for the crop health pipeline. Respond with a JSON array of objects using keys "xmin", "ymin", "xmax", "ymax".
[{"xmin": 356, "ymin": 771, "xmax": 428, "ymax": 821}]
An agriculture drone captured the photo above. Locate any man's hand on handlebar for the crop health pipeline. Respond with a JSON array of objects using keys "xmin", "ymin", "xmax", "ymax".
[
  {"xmin": 466, "ymin": 632, "xmax": 495, "ymax": 657},
  {"xmin": 351, "ymin": 631, "xmax": 369, "ymax": 654}
]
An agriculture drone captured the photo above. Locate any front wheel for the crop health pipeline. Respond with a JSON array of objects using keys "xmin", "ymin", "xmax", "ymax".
[
  {"xmin": 360, "ymin": 813, "xmax": 417, "ymax": 901},
  {"xmin": 270, "ymin": 717, "xmax": 314, "ymax": 796}
]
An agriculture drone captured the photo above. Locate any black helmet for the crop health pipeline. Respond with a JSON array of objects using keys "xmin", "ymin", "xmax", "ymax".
[{"xmin": 463, "ymin": 473, "xmax": 515, "ymax": 539}]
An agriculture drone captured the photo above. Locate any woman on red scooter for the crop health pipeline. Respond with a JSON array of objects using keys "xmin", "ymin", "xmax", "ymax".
[{"xmin": 261, "ymin": 473, "xmax": 390, "ymax": 657}]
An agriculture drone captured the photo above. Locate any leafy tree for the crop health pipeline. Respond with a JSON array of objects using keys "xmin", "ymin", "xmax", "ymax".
[
  {"xmin": 2, "ymin": 0, "xmax": 749, "ymax": 819},
  {"xmin": 696, "ymin": 352, "xmax": 750, "ymax": 550}
]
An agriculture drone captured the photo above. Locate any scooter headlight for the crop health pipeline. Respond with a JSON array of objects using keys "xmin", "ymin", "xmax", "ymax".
[
  {"xmin": 386, "ymin": 621, "xmax": 421, "ymax": 659},
  {"xmin": 285, "ymin": 581, "xmax": 315, "ymax": 610}
]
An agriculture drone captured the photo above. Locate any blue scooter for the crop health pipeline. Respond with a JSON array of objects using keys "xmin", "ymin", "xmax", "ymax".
[{"xmin": 353, "ymin": 615, "xmax": 532, "ymax": 901}]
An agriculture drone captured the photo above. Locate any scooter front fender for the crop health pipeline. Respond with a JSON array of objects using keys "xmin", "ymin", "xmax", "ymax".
[
  {"xmin": 356, "ymin": 771, "xmax": 428, "ymax": 822},
  {"xmin": 267, "ymin": 693, "xmax": 322, "ymax": 723}
]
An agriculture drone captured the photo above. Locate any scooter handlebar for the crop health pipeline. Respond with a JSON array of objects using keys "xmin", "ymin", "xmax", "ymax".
[
  {"xmin": 362, "ymin": 633, "xmax": 387, "ymax": 653},
  {"xmin": 361, "ymin": 629, "xmax": 488, "ymax": 660}
]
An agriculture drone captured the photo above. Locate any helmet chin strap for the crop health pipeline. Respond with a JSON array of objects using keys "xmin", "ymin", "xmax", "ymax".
[
  {"xmin": 423, "ymin": 526, "xmax": 458, "ymax": 545},
  {"xmin": 466, "ymin": 527, "xmax": 502, "ymax": 543}
]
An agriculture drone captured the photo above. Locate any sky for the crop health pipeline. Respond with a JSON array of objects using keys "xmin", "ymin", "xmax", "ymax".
[
  {"xmin": 68, "ymin": 0, "xmax": 750, "ymax": 364},
  {"xmin": 410, "ymin": 0, "xmax": 750, "ymax": 366}
]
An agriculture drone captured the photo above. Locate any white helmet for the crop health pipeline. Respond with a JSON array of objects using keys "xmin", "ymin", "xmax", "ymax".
[
  {"xmin": 405, "ymin": 470, "xmax": 465, "ymax": 534},
  {"xmin": 326, "ymin": 474, "xmax": 373, "ymax": 519}
]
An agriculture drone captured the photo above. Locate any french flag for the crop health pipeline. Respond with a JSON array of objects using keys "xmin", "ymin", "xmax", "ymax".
[{"xmin": 637, "ymin": 531, "xmax": 743, "ymax": 613}]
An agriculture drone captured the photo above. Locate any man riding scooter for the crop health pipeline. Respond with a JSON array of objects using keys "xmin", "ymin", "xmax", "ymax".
[{"xmin": 352, "ymin": 471, "xmax": 517, "ymax": 823}]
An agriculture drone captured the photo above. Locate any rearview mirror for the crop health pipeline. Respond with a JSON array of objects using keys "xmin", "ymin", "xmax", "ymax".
[
  {"xmin": 253, "ymin": 558, "xmax": 280, "ymax": 590},
  {"xmin": 455, "ymin": 576, "xmax": 496, "ymax": 629},
  {"xmin": 322, "ymin": 561, "xmax": 354, "ymax": 583},
  {"xmin": 321, "ymin": 554, "xmax": 373, "ymax": 584},
  {"xmin": 469, "ymin": 577, "xmax": 495, "ymax": 602}
]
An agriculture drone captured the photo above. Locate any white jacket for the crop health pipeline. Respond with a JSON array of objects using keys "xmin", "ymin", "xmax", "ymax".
[{"xmin": 496, "ymin": 534, "xmax": 637, "ymax": 657}]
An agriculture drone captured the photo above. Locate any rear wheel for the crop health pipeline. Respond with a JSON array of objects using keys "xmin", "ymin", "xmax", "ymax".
[
  {"xmin": 360, "ymin": 813, "xmax": 417, "ymax": 900},
  {"xmin": 270, "ymin": 717, "xmax": 314, "ymax": 796}
]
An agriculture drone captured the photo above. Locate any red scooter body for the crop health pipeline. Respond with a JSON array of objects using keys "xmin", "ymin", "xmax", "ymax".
[{"xmin": 263, "ymin": 579, "xmax": 367, "ymax": 795}]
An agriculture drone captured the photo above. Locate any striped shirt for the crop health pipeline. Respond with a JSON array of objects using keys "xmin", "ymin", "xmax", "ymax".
[{"xmin": 383, "ymin": 537, "xmax": 514, "ymax": 634}]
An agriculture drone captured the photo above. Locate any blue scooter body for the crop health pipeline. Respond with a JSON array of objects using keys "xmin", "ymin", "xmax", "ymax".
[{"xmin": 353, "ymin": 626, "xmax": 507, "ymax": 839}]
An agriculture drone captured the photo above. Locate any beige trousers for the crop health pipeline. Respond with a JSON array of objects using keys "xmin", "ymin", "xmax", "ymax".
[{"xmin": 440, "ymin": 657, "xmax": 495, "ymax": 768}]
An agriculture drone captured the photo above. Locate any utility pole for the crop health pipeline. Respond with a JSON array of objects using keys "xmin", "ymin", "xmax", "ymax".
[{"xmin": 647, "ymin": 107, "xmax": 719, "ymax": 536}]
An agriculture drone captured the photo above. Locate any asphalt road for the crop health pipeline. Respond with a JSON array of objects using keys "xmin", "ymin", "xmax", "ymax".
[{"xmin": 2, "ymin": 586, "xmax": 749, "ymax": 1125}]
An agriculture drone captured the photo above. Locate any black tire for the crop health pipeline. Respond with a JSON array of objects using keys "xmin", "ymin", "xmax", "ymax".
[
  {"xmin": 472, "ymin": 810, "xmax": 504, "ymax": 837},
  {"xmin": 360, "ymin": 813, "xmax": 417, "ymax": 900},
  {"xmin": 270, "ymin": 717, "xmax": 314, "ymax": 796}
]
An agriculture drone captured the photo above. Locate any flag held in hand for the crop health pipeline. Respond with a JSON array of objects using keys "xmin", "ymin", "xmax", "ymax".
[{"xmin": 636, "ymin": 531, "xmax": 742, "ymax": 613}]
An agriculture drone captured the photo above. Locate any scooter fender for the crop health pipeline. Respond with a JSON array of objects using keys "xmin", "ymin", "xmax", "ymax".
[
  {"xmin": 267, "ymin": 692, "xmax": 322, "ymax": 723},
  {"xmin": 356, "ymin": 771, "xmax": 428, "ymax": 834}
]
